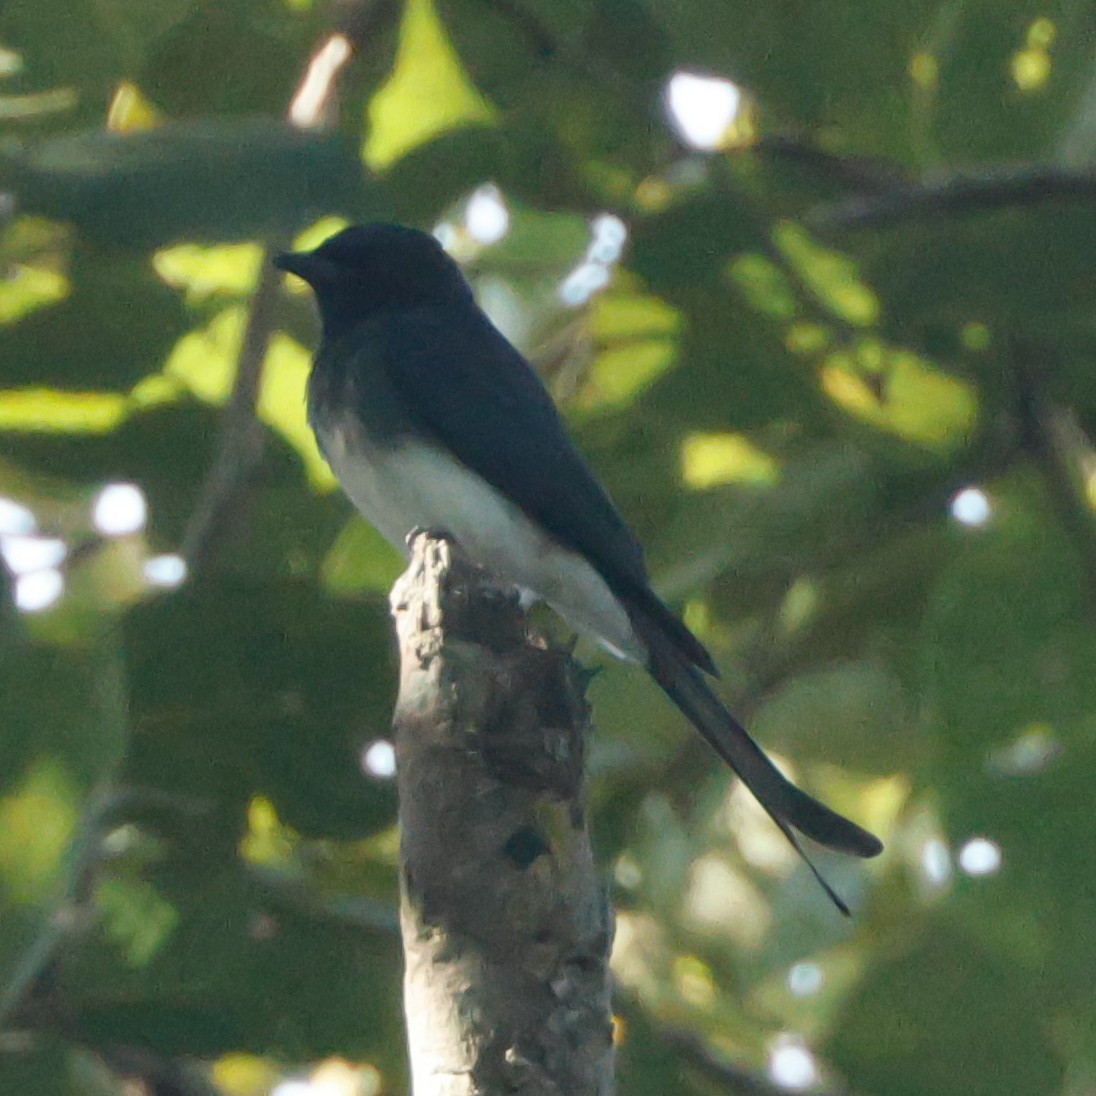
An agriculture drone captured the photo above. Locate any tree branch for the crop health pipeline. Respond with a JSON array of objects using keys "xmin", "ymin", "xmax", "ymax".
[
  {"xmin": 180, "ymin": 249, "xmax": 283, "ymax": 570},
  {"xmin": 756, "ymin": 134, "xmax": 909, "ymax": 194},
  {"xmin": 810, "ymin": 163, "xmax": 1096, "ymax": 231},
  {"xmin": 390, "ymin": 533, "xmax": 615, "ymax": 1096},
  {"xmin": 182, "ymin": 21, "xmax": 362, "ymax": 570}
]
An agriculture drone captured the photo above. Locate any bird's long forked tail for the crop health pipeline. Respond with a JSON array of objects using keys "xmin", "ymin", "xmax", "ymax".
[{"xmin": 641, "ymin": 630, "xmax": 884, "ymax": 915}]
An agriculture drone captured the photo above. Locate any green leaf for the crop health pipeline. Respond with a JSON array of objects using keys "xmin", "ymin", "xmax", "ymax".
[
  {"xmin": 63, "ymin": 856, "xmax": 404, "ymax": 1062},
  {"xmin": 0, "ymin": 1040, "xmax": 123, "ymax": 1096},
  {"xmin": 923, "ymin": 473, "xmax": 1095, "ymax": 760},
  {"xmin": 754, "ymin": 661, "xmax": 911, "ymax": 773},
  {"xmin": 828, "ymin": 925, "xmax": 1062, "ymax": 1096},
  {"xmin": 0, "ymin": 246, "xmax": 186, "ymax": 390},
  {"xmin": 123, "ymin": 580, "xmax": 396, "ymax": 841},
  {"xmin": 0, "ymin": 637, "xmax": 129, "ymax": 1023},
  {"xmin": 321, "ymin": 516, "xmax": 403, "ymax": 598},
  {"xmin": 137, "ymin": 0, "xmax": 308, "ymax": 118},
  {"xmin": 3, "ymin": 120, "xmax": 367, "ymax": 247}
]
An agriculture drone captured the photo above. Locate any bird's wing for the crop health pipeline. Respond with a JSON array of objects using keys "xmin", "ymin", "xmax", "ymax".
[
  {"xmin": 381, "ymin": 306, "xmax": 647, "ymax": 580},
  {"xmin": 377, "ymin": 305, "xmax": 713, "ymax": 672}
]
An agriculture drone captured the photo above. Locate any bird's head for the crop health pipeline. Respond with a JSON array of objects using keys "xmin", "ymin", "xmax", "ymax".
[{"xmin": 275, "ymin": 223, "xmax": 473, "ymax": 338}]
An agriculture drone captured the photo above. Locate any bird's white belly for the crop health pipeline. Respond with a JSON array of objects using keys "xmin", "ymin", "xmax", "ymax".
[{"xmin": 318, "ymin": 414, "xmax": 644, "ymax": 661}]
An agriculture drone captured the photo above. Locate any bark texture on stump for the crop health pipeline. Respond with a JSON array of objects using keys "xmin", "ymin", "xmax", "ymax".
[{"xmin": 389, "ymin": 533, "xmax": 614, "ymax": 1096}]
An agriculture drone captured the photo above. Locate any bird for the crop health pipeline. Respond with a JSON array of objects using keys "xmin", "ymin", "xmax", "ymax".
[{"xmin": 275, "ymin": 223, "xmax": 883, "ymax": 912}]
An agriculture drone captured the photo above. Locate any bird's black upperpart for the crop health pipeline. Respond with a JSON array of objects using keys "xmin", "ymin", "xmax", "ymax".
[{"xmin": 275, "ymin": 223, "xmax": 473, "ymax": 338}]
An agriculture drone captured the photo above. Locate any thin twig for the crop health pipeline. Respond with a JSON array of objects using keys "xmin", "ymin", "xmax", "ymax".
[
  {"xmin": 0, "ymin": 787, "xmax": 129, "ymax": 1034},
  {"xmin": 615, "ymin": 990, "xmax": 850, "ymax": 1096},
  {"xmin": 333, "ymin": 0, "xmax": 404, "ymax": 54},
  {"xmin": 96, "ymin": 1046, "xmax": 223, "ymax": 1096},
  {"xmin": 657, "ymin": 1025, "xmax": 830, "ymax": 1096},
  {"xmin": 1012, "ymin": 342, "xmax": 1096, "ymax": 612}
]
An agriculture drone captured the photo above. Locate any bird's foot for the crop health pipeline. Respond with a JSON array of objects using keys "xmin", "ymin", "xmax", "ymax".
[{"xmin": 405, "ymin": 524, "xmax": 458, "ymax": 550}]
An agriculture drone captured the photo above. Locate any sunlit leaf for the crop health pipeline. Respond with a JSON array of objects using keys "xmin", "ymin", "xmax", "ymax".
[
  {"xmin": 105, "ymin": 81, "xmax": 163, "ymax": 133},
  {"xmin": 0, "ymin": 88, "xmax": 77, "ymax": 119},
  {"xmin": 775, "ymin": 222, "xmax": 879, "ymax": 327},
  {"xmin": 0, "ymin": 759, "xmax": 78, "ymax": 903},
  {"xmin": 162, "ymin": 308, "xmax": 332, "ymax": 487},
  {"xmin": 819, "ymin": 345, "xmax": 979, "ymax": 449},
  {"xmin": 728, "ymin": 254, "xmax": 799, "ymax": 320},
  {"xmin": 239, "ymin": 796, "xmax": 297, "ymax": 869},
  {"xmin": 292, "ymin": 216, "xmax": 351, "ymax": 254},
  {"xmin": 95, "ymin": 877, "xmax": 178, "ymax": 967},
  {"xmin": 0, "ymin": 389, "xmax": 128, "ymax": 433},
  {"xmin": 680, "ymin": 432, "xmax": 780, "ymax": 489},
  {"xmin": 0, "ymin": 264, "xmax": 69, "ymax": 325},
  {"xmin": 153, "ymin": 242, "xmax": 263, "ymax": 302},
  {"xmin": 260, "ymin": 334, "xmax": 334, "ymax": 490},
  {"xmin": 577, "ymin": 286, "xmax": 680, "ymax": 411},
  {"xmin": 581, "ymin": 338, "xmax": 677, "ymax": 410},
  {"xmin": 364, "ymin": 0, "xmax": 496, "ymax": 171},
  {"xmin": 211, "ymin": 1054, "xmax": 282, "ymax": 1096}
]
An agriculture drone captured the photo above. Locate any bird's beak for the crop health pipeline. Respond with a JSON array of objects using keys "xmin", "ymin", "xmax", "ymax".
[{"xmin": 274, "ymin": 251, "xmax": 332, "ymax": 286}]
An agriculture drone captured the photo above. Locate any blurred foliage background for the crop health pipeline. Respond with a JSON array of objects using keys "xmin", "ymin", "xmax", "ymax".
[{"xmin": 1, "ymin": 1, "xmax": 1094, "ymax": 1094}]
